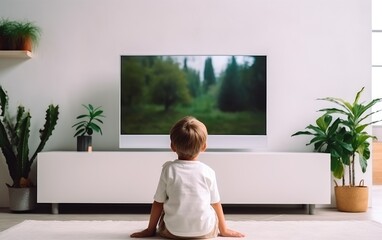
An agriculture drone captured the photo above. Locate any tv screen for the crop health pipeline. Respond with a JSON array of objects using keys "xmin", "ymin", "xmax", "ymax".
[{"xmin": 120, "ymin": 55, "xmax": 267, "ymax": 150}]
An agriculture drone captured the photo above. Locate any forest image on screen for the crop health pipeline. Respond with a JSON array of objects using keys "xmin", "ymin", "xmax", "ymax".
[{"xmin": 121, "ymin": 55, "xmax": 266, "ymax": 135}]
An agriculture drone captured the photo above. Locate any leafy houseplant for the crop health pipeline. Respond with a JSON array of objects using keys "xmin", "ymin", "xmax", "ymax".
[
  {"xmin": 0, "ymin": 18, "xmax": 41, "ymax": 51},
  {"xmin": 292, "ymin": 87, "xmax": 382, "ymax": 212},
  {"xmin": 72, "ymin": 104, "xmax": 105, "ymax": 151},
  {"xmin": 0, "ymin": 86, "xmax": 59, "ymax": 211}
]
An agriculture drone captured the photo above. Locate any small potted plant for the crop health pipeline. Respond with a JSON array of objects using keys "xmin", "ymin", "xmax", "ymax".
[
  {"xmin": 0, "ymin": 86, "xmax": 59, "ymax": 211},
  {"xmin": 12, "ymin": 20, "xmax": 41, "ymax": 51},
  {"xmin": 0, "ymin": 19, "xmax": 14, "ymax": 50},
  {"xmin": 0, "ymin": 18, "xmax": 41, "ymax": 51},
  {"xmin": 72, "ymin": 104, "xmax": 105, "ymax": 151},
  {"xmin": 292, "ymin": 87, "xmax": 382, "ymax": 212}
]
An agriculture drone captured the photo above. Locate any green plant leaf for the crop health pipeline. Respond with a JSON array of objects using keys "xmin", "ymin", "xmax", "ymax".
[
  {"xmin": 292, "ymin": 87, "xmax": 382, "ymax": 185},
  {"xmin": 331, "ymin": 156, "xmax": 344, "ymax": 179},
  {"xmin": 16, "ymin": 111, "xmax": 31, "ymax": 179},
  {"xmin": 0, "ymin": 87, "xmax": 8, "ymax": 117},
  {"xmin": 72, "ymin": 104, "xmax": 105, "ymax": 137}
]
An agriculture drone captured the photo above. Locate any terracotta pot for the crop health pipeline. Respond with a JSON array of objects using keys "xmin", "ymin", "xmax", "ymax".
[
  {"xmin": 15, "ymin": 36, "xmax": 33, "ymax": 51},
  {"xmin": 335, "ymin": 185, "xmax": 368, "ymax": 212}
]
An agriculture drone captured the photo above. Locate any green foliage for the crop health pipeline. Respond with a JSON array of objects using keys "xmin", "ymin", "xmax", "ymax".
[
  {"xmin": 0, "ymin": 19, "xmax": 13, "ymax": 36},
  {"xmin": 217, "ymin": 56, "xmax": 267, "ymax": 112},
  {"xmin": 203, "ymin": 57, "xmax": 216, "ymax": 92},
  {"xmin": 183, "ymin": 58, "xmax": 201, "ymax": 98},
  {"xmin": 218, "ymin": 56, "xmax": 245, "ymax": 111},
  {"xmin": 122, "ymin": 102, "xmax": 266, "ymax": 135},
  {"xmin": 149, "ymin": 58, "xmax": 191, "ymax": 111},
  {"xmin": 0, "ymin": 19, "xmax": 15, "ymax": 49},
  {"xmin": 12, "ymin": 21, "xmax": 41, "ymax": 48},
  {"xmin": 121, "ymin": 56, "xmax": 192, "ymax": 112},
  {"xmin": 243, "ymin": 56, "xmax": 267, "ymax": 111},
  {"xmin": 121, "ymin": 57, "xmax": 147, "ymax": 107},
  {"xmin": 0, "ymin": 86, "xmax": 59, "ymax": 188},
  {"xmin": 0, "ymin": 18, "xmax": 41, "ymax": 50},
  {"xmin": 292, "ymin": 87, "xmax": 382, "ymax": 186},
  {"xmin": 72, "ymin": 104, "xmax": 105, "ymax": 137}
]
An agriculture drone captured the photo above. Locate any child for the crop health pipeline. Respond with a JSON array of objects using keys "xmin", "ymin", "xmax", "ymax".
[{"xmin": 131, "ymin": 116, "xmax": 245, "ymax": 239}]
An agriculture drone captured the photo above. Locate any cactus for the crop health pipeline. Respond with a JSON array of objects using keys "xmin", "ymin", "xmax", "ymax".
[{"xmin": 0, "ymin": 86, "xmax": 59, "ymax": 187}]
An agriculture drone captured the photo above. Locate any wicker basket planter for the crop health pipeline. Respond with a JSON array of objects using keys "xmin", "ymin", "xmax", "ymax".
[{"xmin": 335, "ymin": 184, "xmax": 368, "ymax": 212}]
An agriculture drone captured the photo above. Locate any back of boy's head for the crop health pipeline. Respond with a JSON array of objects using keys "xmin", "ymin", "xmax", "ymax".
[{"xmin": 170, "ymin": 116, "xmax": 208, "ymax": 159}]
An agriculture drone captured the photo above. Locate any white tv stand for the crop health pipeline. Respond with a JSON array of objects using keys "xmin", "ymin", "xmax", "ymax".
[{"xmin": 37, "ymin": 151, "xmax": 331, "ymax": 214}]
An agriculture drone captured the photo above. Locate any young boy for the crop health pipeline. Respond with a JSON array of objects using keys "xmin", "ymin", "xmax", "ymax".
[{"xmin": 131, "ymin": 116, "xmax": 245, "ymax": 239}]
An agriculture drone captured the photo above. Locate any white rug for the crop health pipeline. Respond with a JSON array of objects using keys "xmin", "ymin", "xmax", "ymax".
[{"xmin": 1, "ymin": 220, "xmax": 382, "ymax": 240}]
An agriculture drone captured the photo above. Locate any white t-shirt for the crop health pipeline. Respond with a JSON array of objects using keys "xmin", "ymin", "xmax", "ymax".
[{"xmin": 154, "ymin": 159, "xmax": 221, "ymax": 237}]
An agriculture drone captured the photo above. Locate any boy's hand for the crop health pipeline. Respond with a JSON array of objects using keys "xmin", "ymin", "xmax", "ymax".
[
  {"xmin": 219, "ymin": 228, "xmax": 245, "ymax": 238},
  {"xmin": 130, "ymin": 228, "xmax": 156, "ymax": 238}
]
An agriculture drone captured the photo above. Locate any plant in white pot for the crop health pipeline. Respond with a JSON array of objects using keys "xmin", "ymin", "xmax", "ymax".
[
  {"xmin": 72, "ymin": 104, "xmax": 105, "ymax": 151},
  {"xmin": 0, "ymin": 86, "xmax": 59, "ymax": 211},
  {"xmin": 292, "ymin": 87, "xmax": 382, "ymax": 212}
]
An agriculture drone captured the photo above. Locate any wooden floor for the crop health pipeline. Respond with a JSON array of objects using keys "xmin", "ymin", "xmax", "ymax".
[{"xmin": 373, "ymin": 142, "xmax": 382, "ymax": 185}]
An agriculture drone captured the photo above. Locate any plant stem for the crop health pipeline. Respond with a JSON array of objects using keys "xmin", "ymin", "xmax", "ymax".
[
  {"xmin": 349, "ymin": 157, "xmax": 352, "ymax": 186},
  {"xmin": 351, "ymin": 154, "xmax": 355, "ymax": 186}
]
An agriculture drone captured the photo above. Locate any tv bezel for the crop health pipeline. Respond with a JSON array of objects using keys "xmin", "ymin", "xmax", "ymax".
[{"xmin": 119, "ymin": 134, "xmax": 267, "ymax": 150}]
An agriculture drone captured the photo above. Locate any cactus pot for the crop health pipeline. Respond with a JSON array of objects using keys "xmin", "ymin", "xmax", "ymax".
[{"xmin": 8, "ymin": 186, "xmax": 37, "ymax": 212}]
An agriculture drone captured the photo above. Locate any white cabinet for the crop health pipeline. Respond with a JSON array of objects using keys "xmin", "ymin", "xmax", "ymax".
[{"xmin": 37, "ymin": 151, "xmax": 331, "ymax": 214}]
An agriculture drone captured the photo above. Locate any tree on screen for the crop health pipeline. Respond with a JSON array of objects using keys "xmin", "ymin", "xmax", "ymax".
[
  {"xmin": 218, "ymin": 56, "xmax": 245, "ymax": 111},
  {"xmin": 121, "ymin": 58, "xmax": 146, "ymax": 107},
  {"xmin": 149, "ymin": 58, "xmax": 191, "ymax": 111},
  {"xmin": 203, "ymin": 57, "xmax": 216, "ymax": 93}
]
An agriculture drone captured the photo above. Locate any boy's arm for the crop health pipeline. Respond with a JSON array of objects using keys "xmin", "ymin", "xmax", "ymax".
[
  {"xmin": 130, "ymin": 201, "xmax": 163, "ymax": 238},
  {"xmin": 211, "ymin": 202, "xmax": 245, "ymax": 238}
]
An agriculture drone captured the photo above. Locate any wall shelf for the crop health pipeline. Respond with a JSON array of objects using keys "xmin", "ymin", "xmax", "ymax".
[{"xmin": 0, "ymin": 50, "xmax": 32, "ymax": 59}]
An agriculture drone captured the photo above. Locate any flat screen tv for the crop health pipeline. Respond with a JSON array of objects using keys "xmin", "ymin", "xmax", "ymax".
[{"xmin": 120, "ymin": 55, "xmax": 267, "ymax": 150}]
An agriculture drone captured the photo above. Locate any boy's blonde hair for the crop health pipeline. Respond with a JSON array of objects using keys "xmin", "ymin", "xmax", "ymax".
[{"xmin": 170, "ymin": 116, "xmax": 208, "ymax": 159}]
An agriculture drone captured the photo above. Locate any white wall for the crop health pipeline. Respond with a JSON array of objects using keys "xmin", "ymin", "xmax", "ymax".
[{"xmin": 0, "ymin": 0, "xmax": 372, "ymax": 207}]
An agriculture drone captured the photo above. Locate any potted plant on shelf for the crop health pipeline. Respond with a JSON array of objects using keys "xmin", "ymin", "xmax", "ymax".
[
  {"xmin": 292, "ymin": 87, "xmax": 382, "ymax": 212},
  {"xmin": 12, "ymin": 20, "xmax": 41, "ymax": 52},
  {"xmin": 0, "ymin": 18, "xmax": 41, "ymax": 51},
  {"xmin": 0, "ymin": 86, "xmax": 59, "ymax": 211},
  {"xmin": 72, "ymin": 104, "xmax": 105, "ymax": 151},
  {"xmin": 0, "ymin": 18, "xmax": 17, "ymax": 50}
]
